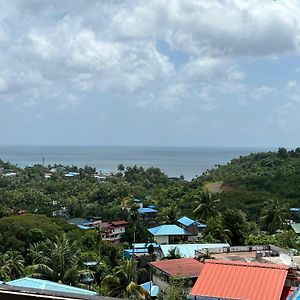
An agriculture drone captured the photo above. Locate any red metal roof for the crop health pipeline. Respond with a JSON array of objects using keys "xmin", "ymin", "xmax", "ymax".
[
  {"xmin": 191, "ymin": 260, "xmax": 289, "ymax": 300},
  {"xmin": 111, "ymin": 220, "xmax": 128, "ymax": 226},
  {"xmin": 149, "ymin": 258, "xmax": 204, "ymax": 277}
]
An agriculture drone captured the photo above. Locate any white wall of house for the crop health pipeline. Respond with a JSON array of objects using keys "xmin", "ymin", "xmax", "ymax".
[{"xmin": 113, "ymin": 226, "xmax": 126, "ymax": 234}]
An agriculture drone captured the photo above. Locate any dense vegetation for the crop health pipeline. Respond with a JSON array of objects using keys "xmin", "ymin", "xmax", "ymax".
[{"xmin": 0, "ymin": 147, "xmax": 300, "ymax": 298}]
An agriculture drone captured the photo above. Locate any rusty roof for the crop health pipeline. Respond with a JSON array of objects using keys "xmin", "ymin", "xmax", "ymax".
[
  {"xmin": 149, "ymin": 258, "xmax": 204, "ymax": 278},
  {"xmin": 191, "ymin": 260, "xmax": 289, "ymax": 300}
]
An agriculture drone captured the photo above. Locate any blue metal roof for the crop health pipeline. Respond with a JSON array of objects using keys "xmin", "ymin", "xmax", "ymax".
[
  {"xmin": 160, "ymin": 243, "xmax": 230, "ymax": 258},
  {"xmin": 148, "ymin": 225, "xmax": 190, "ymax": 236},
  {"xmin": 288, "ymin": 286, "xmax": 300, "ymax": 300},
  {"xmin": 124, "ymin": 248, "xmax": 149, "ymax": 259},
  {"xmin": 140, "ymin": 281, "xmax": 159, "ymax": 297},
  {"xmin": 178, "ymin": 216, "xmax": 207, "ymax": 228},
  {"xmin": 7, "ymin": 278, "xmax": 97, "ymax": 296},
  {"xmin": 77, "ymin": 225, "xmax": 93, "ymax": 230},
  {"xmin": 138, "ymin": 207, "xmax": 158, "ymax": 214},
  {"xmin": 178, "ymin": 216, "xmax": 196, "ymax": 226}
]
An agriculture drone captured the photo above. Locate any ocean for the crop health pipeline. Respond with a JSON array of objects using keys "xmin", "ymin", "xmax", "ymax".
[{"xmin": 0, "ymin": 145, "xmax": 274, "ymax": 180}]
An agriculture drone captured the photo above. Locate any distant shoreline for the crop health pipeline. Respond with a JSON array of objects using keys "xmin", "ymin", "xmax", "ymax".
[{"xmin": 0, "ymin": 145, "xmax": 276, "ymax": 180}]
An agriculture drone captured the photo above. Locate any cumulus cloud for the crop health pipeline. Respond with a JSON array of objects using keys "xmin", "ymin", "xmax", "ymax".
[{"xmin": 0, "ymin": 0, "xmax": 300, "ymax": 113}]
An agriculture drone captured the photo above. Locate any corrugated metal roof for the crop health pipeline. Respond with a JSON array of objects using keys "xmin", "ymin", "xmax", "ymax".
[
  {"xmin": 7, "ymin": 278, "xmax": 97, "ymax": 296},
  {"xmin": 149, "ymin": 258, "xmax": 204, "ymax": 277},
  {"xmin": 160, "ymin": 243, "xmax": 230, "ymax": 258},
  {"xmin": 140, "ymin": 281, "xmax": 159, "ymax": 297},
  {"xmin": 148, "ymin": 225, "xmax": 190, "ymax": 236},
  {"xmin": 190, "ymin": 260, "xmax": 289, "ymax": 300},
  {"xmin": 291, "ymin": 223, "xmax": 300, "ymax": 234},
  {"xmin": 177, "ymin": 216, "xmax": 207, "ymax": 228},
  {"xmin": 178, "ymin": 216, "xmax": 196, "ymax": 226},
  {"xmin": 287, "ymin": 286, "xmax": 300, "ymax": 300},
  {"xmin": 138, "ymin": 207, "xmax": 158, "ymax": 214}
]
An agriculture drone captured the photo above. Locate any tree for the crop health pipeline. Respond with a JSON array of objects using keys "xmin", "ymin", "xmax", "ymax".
[
  {"xmin": 222, "ymin": 209, "xmax": 250, "ymax": 245},
  {"xmin": 27, "ymin": 233, "xmax": 89, "ymax": 285},
  {"xmin": 161, "ymin": 204, "xmax": 180, "ymax": 224},
  {"xmin": 101, "ymin": 260, "xmax": 150, "ymax": 299},
  {"xmin": 193, "ymin": 192, "xmax": 220, "ymax": 221},
  {"xmin": 259, "ymin": 199, "xmax": 290, "ymax": 234},
  {"xmin": 166, "ymin": 247, "xmax": 182, "ymax": 259},
  {"xmin": 205, "ymin": 216, "xmax": 232, "ymax": 244},
  {"xmin": 0, "ymin": 250, "xmax": 24, "ymax": 281},
  {"xmin": 117, "ymin": 164, "xmax": 125, "ymax": 172}
]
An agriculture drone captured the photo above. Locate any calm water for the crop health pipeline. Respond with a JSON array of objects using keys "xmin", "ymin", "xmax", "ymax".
[{"xmin": 0, "ymin": 145, "xmax": 274, "ymax": 180}]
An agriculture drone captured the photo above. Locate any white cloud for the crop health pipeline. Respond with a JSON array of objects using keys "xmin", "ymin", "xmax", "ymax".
[
  {"xmin": 1, "ymin": 0, "xmax": 300, "ymax": 113},
  {"xmin": 252, "ymin": 86, "xmax": 278, "ymax": 99}
]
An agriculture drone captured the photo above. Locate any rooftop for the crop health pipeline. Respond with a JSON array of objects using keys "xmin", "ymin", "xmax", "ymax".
[
  {"xmin": 160, "ymin": 243, "xmax": 230, "ymax": 258},
  {"xmin": 7, "ymin": 278, "xmax": 97, "ymax": 296},
  {"xmin": 190, "ymin": 260, "xmax": 289, "ymax": 300},
  {"xmin": 148, "ymin": 225, "xmax": 190, "ymax": 236},
  {"xmin": 177, "ymin": 216, "xmax": 206, "ymax": 228},
  {"xmin": 138, "ymin": 207, "xmax": 158, "ymax": 214},
  {"xmin": 149, "ymin": 258, "xmax": 204, "ymax": 278},
  {"xmin": 291, "ymin": 223, "xmax": 300, "ymax": 234}
]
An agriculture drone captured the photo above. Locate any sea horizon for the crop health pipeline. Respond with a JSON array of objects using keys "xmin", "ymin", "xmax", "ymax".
[{"xmin": 0, "ymin": 145, "xmax": 276, "ymax": 180}]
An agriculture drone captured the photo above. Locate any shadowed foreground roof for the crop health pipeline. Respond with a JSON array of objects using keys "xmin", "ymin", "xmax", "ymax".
[
  {"xmin": 149, "ymin": 258, "xmax": 204, "ymax": 277},
  {"xmin": 190, "ymin": 260, "xmax": 289, "ymax": 300},
  {"xmin": 7, "ymin": 278, "xmax": 96, "ymax": 296},
  {"xmin": 0, "ymin": 282, "xmax": 119, "ymax": 300}
]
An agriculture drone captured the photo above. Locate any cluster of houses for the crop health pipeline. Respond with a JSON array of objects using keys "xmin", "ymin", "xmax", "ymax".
[{"xmin": 138, "ymin": 243, "xmax": 300, "ymax": 299}]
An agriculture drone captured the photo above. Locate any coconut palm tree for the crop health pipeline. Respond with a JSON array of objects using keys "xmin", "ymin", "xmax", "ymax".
[
  {"xmin": 193, "ymin": 191, "xmax": 220, "ymax": 221},
  {"xmin": 27, "ymin": 233, "xmax": 90, "ymax": 285},
  {"xmin": 0, "ymin": 250, "xmax": 24, "ymax": 281},
  {"xmin": 259, "ymin": 198, "xmax": 290, "ymax": 234},
  {"xmin": 101, "ymin": 260, "xmax": 150, "ymax": 299},
  {"xmin": 161, "ymin": 204, "xmax": 180, "ymax": 224}
]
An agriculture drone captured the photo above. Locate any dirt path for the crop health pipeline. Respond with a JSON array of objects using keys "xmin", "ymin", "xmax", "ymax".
[{"xmin": 205, "ymin": 181, "xmax": 232, "ymax": 194}]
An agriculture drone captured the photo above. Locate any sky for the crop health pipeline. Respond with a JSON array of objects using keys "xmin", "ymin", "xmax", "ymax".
[{"xmin": 1, "ymin": 0, "xmax": 300, "ymax": 147}]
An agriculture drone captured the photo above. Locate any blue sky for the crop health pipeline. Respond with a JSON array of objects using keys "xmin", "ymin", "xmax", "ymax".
[{"xmin": 1, "ymin": 0, "xmax": 300, "ymax": 147}]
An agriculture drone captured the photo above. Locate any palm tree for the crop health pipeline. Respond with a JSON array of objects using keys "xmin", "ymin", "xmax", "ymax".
[
  {"xmin": 101, "ymin": 260, "xmax": 150, "ymax": 299},
  {"xmin": 193, "ymin": 191, "xmax": 220, "ymax": 221},
  {"xmin": 5, "ymin": 250, "xmax": 25, "ymax": 279},
  {"xmin": 0, "ymin": 250, "xmax": 24, "ymax": 281},
  {"xmin": 27, "ymin": 233, "xmax": 90, "ymax": 285},
  {"xmin": 259, "ymin": 198, "xmax": 290, "ymax": 234},
  {"xmin": 161, "ymin": 204, "xmax": 180, "ymax": 224}
]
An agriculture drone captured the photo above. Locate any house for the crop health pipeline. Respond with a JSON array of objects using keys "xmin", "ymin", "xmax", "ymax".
[
  {"xmin": 138, "ymin": 207, "xmax": 158, "ymax": 221},
  {"xmin": 149, "ymin": 258, "xmax": 204, "ymax": 297},
  {"xmin": 189, "ymin": 260, "xmax": 299, "ymax": 300},
  {"xmin": 177, "ymin": 216, "xmax": 206, "ymax": 241},
  {"xmin": 93, "ymin": 220, "xmax": 128, "ymax": 243},
  {"xmin": 3, "ymin": 172, "xmax": 17, "ymax": 177},
  {"xmin": 65, "ymin": 172, "xmax": 80, "ymax": 177},
  {"xmin": 68, "ymin": 218, "xmax": 92, "ymax": 227},
  {"xmin": 124, "ymin": 243, "xmax": 160, "ymax": 260},
  {"xmin": 7, "ymin": 278, "xmax": 97, "ymax": 296},
  {"xmin": 158, "ymin": 243, "xmax": 230, "ymax": 259},
  {"xmin": 148, "ymin": 225, "xmax": 190, "ymax": 244},
  {"xmin": 291, "ymin": 223, "xmax": 300, "ymax": 235}
]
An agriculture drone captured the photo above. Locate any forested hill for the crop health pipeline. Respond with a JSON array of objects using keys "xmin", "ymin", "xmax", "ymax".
[{"xmin": 193, "ymin": 148, "xmax": 300, "ymax": 217}]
